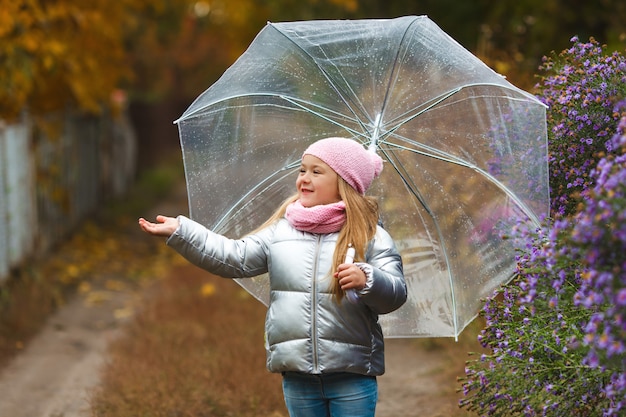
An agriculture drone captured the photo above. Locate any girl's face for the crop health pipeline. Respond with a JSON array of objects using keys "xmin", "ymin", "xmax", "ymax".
[{"xmin": 297, "ymin": 155, "xmax": 341, "ymax": 207}]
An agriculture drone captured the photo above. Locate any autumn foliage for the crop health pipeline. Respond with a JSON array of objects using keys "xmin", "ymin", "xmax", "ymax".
[
  {"xmin": 0, "ymin": 1, "xmax": 136, "ymax": 120},
  {"xmin": 0, "ymin": 0, "xmax": 360, "ymax": 123}
]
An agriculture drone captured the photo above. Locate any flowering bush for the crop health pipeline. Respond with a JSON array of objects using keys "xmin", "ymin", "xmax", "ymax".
[
  {"xmin": 536, "ymin": 37, "xmax": 626, "ymax": 217},
  {"xmin": 571, "ymin": 104, "xmax": 626, "ymax": 413},
  {"xmin": 460, "ymin": 37, "xmax": 626, "ymax": 416},
  {"xmin": 460, "ymin": 218, "xmax": 612, "ymax": 415}
]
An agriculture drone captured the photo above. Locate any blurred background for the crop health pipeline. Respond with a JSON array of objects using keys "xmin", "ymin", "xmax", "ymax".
[{"xmin": 1, "ymin": 0, "xmax": 625, "ymax": 283}]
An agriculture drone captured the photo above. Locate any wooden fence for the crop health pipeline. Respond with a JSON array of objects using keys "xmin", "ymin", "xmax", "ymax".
[{"xmin": 0, "ymin": 112, "xmax": 136, "ymax": 283}]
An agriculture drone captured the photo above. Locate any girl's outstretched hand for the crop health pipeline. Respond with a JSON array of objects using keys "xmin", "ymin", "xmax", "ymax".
[{"xmin": 138, "ymin": 215, "xmax": 179, "ymax": 237}]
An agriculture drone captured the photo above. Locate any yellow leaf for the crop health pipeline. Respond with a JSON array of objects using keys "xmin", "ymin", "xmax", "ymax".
[
  {"xmin": 200, "ymin": 283, "xmax": 216, "ymax": 298},
  {"xmin": 114, "ymin": 307, "xmax": 134, "ymax": 319},
  {"xmin": 66, "ymin": 264, "xmax": 81, "ymax": 278},
  {"xmin": 105, "ymin": 279, "xmax": 126, "ymax": 291},
  {"xmin": 78, "ymin": 281, "xmax": 91, "ymax": 293},
  {"xmin": 84, "ymin": 290, "xmax": 111, "ymax": 306}
]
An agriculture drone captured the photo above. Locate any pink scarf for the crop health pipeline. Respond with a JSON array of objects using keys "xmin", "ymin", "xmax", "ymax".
[{"xmin": 285, "ymin": 200, "xmax": 346, "ymax": 233}]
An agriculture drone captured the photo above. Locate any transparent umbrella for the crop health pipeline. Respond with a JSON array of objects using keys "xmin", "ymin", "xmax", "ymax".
[{"xmin": 174, "ymin": 16, "xmax": 549, "ymax": 339}]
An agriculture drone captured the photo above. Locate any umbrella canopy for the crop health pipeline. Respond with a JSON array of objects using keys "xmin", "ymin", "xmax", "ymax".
[{"xmin": 175, "ymin": 16, "xmax": 549, "ymax": 339}]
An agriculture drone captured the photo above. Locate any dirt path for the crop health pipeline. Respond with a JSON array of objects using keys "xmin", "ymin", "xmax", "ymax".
[
  {"xmin": 0, "ymin": 284, "xmax": 132, "ymax": 417},
  {"xmin": 378, "ymin": 338, "xmax": 473, "ymax": 417}
]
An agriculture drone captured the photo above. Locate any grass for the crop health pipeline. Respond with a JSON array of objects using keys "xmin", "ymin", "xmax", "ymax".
[{"xmin": 90, "ymin": 266, "xmax": 287, "ymax": 417}]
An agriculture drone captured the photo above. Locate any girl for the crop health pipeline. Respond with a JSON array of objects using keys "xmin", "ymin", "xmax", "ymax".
[{"xmin": 138, "ymin": 137, "xmax": 407, "ymax": 417}]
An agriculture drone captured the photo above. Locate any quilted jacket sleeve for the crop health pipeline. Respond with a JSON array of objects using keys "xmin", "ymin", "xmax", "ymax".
[
  {"xmin": 357, "ymin": 226, "xmax": 407, "ymax": 314},
  {"xmin": 165, "ymin": 215, "xmax": 273, "ymax": 278}
]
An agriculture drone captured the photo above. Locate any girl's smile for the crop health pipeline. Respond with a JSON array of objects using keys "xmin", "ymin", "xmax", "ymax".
[{"xmin": 297, "ymin": 155, "xmax": 341, "ymax": 207}]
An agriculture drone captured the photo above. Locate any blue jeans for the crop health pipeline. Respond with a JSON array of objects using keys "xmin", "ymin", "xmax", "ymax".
[{"xmin": 282, "ymin": 372, "xmax": 378, "ymax": 417}]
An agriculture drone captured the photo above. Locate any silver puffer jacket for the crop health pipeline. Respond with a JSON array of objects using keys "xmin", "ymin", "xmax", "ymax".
[{"xmin": 166, "ymin": 215, "xmax": 406, "ymax": 376}]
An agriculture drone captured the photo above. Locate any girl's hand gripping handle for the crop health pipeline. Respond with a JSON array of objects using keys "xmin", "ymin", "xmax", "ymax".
[{"xmin": 344, "ymin": 245, "xmax": 360, "ymax": 304}]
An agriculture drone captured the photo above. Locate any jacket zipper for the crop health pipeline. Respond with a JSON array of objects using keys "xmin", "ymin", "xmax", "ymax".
[{"xmin": 311, "ymin": 235, "xmax": 322, "ymax": 373}]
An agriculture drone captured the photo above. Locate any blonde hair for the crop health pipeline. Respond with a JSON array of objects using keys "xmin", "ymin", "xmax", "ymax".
[{"xmin": 254, "ymin": 177, "xmax": 379, "ymax": 302}]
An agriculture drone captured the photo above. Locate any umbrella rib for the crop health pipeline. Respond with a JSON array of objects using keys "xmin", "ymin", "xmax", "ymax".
[
  {"xmin": 176, "ymin": 92, "xmax": 348, "ymax": 122},
  {"xmin": 278, "ymin": 97, "xmax": 394, "ymax": 147},
  {"xmin": 177, "ymin": 92, "xmax": 371, "ymax": 141},
  {"xmin": 372, "ymin": 16, "xmax": 421, "ymax": 140},
  {"xmin": 384, "ymin": 140, "xmax": 541, "ymax": 226},
  {"xmin": 471, "ymin": 167, "xmax": 542, "ymax": 225},
  {"xmin": 278, "ymin": 95, "xmax": 364, "ymax": 136},
  {"xmin": 212, "ymin": 161, "xmax": 300, "ymax": 232},
  {"xmin": 382, "ymin": 88, "xmax": 461, "ymax": 136},
  {"xmin": 385, "ymin": 134, "xmax": 469, "ymax": 167},
  {"xmin": 383, "ymin": 82, "xmax": 545, "ymax": 132},
  {"xmin": 379, "ymin": 145, "xmax": 460, "ymax": 338},
  {"xmin": 269, "ymin": 22, "xmax": 372, "ymax": 135}
]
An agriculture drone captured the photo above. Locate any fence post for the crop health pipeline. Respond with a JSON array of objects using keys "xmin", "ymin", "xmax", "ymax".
[{"xmin": 0, "ymin": 119, "xmax": 36, "ymax": 283}]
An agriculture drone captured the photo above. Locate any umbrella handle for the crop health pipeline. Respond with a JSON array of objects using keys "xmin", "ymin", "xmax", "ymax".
[
  {"xmin": 344, "ymin": 245, "xmax": 355, "ymax": 264},
  {"xmin": 344, "ymin": 245, "xmax": 360, "ymax": 304}
]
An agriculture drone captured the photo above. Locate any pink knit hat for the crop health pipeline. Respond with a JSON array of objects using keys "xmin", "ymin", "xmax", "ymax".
[{"xmin": 303, "ymin": 137, "xmax": 384, "ymax": 194}]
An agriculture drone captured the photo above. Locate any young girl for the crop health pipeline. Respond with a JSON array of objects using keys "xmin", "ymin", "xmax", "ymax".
[{"xmin": 138, "ymin": 137, "xmax": 407, "ymax": 417}]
